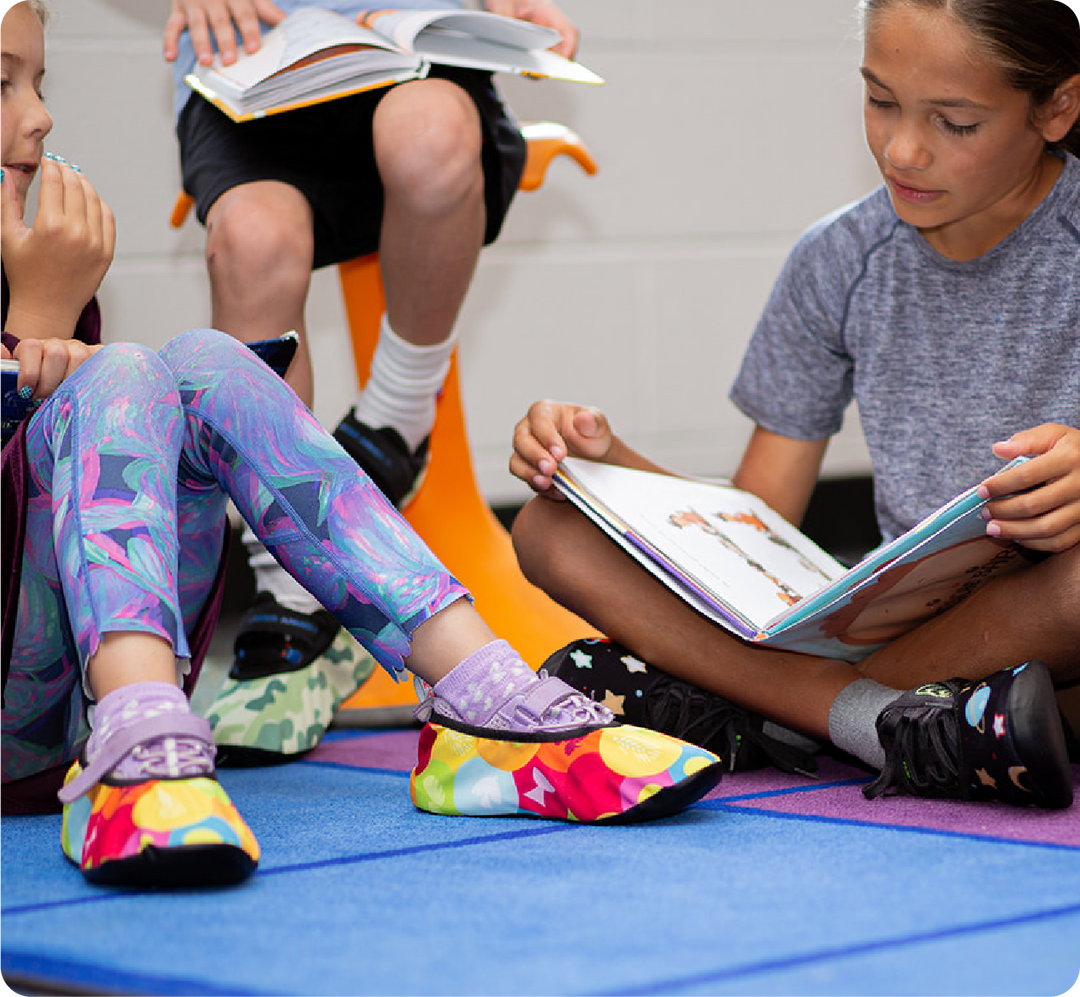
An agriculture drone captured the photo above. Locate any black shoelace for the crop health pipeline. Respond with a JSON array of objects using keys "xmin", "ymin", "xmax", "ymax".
[
  {"xmin": 641, "ymin": 675, "xmax": 817, "ymax": 776},
  {"xmin": 863, "ymin": 697, "xmax": 961, "ymax": 800}
]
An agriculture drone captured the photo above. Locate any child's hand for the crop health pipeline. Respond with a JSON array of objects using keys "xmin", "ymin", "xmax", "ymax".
[
  {"xmin": 484, "ymin": 0, "xmax": 579, "ymax": 58},
  {"xmin": 978, "ymin": 423, "xmax": 1080, "ymax": 553},
  {"xmin": 510, "ymin": 400, "xmax": 613, "ymax": 496},
  {"xmin": 13, "ymin": 337, "xmax": 102, "ymax": 403},
  {"xmin": 1, "ymin": 157, "xmax": 114, "ymax": 342},
  {"xmin": 164, "ymin": 0, "xmax": 286, "ymax": 67}
]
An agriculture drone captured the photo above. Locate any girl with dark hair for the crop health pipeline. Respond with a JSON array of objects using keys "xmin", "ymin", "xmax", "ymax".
[{"xmin": 510, "ymin": 0, "xmax": 1080, "ymax": 808}]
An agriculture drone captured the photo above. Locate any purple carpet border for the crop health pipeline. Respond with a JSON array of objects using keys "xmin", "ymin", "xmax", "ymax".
[{"xmin": 312, "ymin": 728, "xmax": 1080, "ymax": 848}]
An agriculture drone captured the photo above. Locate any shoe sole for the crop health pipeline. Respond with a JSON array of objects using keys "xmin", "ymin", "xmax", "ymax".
[
  {"xmin": 592, "ymin": 760, "xmax": 724, "ymax": 824},
  {"xmin": 79, "ymin": 843, "xmax": 257, "ymax": 888}
]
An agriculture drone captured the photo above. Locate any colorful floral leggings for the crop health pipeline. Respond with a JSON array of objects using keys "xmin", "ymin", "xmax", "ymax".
[{"xmin": 2, "ymin": 329, "xmax": 467, "ymax": 782}]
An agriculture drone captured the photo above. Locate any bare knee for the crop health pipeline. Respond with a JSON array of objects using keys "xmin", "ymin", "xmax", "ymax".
[
  {"xmin": 373, "ymin": 80, "xmax": 483, "ymax": 215},
  {"xmin": 204, "ymin": 183, "xmax": 314, "ymax": 302}
]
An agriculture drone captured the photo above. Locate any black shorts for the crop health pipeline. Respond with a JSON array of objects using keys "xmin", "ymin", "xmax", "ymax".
[{"xmin": 177, "ymin": 66, "xmax": 527, "ymax": 270}]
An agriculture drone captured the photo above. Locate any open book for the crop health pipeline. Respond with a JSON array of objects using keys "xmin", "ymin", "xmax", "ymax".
[
  {"xmin": 186, "ymin": 6, "xmax": 603, "ymax": 122},
  {"xmin": 554, "ymin": 457, "xmax": 1033, "ymax": 662}
]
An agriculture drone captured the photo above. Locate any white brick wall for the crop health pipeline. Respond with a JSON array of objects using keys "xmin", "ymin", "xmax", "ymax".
[{"xmin": 37, "ymin": 0, "xmax": 879, "ymax": 504}]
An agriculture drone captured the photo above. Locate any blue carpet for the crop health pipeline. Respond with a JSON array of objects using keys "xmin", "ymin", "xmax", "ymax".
[{"xmin": 3, "ymin": 730, "xmax": 1078, "ymax": 996}]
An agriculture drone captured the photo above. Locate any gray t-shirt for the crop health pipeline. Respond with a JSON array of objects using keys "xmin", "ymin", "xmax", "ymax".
[{"xmin": 731, "ymin": 153, "xmax": 1080, "ymax": 542}]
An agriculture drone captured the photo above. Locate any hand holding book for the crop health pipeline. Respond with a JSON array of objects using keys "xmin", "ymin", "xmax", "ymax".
[
  {"xmin": 977, "ymin": 423, "xmax": 1080, "ymax": 553},
  {"xmin": 164, "ymin": 0, "xmax": 289, "ymax": 69},
  {"xmin": 552, "ymin": 456, "xmax": 1034, "ymax": 662},
  {"xmin": 183, "ymin": 6, "xmax": 603, "ymax": 122},
  {"xmin": 510, "ymin": 398, "xmax": 622, "ymax": 495}
]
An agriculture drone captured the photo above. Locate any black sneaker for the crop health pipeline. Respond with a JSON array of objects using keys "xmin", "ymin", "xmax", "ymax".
[
  {"xmin": 230, "ymin": 591, "xmax": 339, "ymax": 681},
  {"xmin": 332, "ymin": 409, "xmax": 429, "ymax": 508},
  {"xmin": 545, "ymin": 638, "xmax": 818, "ymax": 775},
  {"xmin": 864, "ymin": 659, "xmax": 1074, "ymax": 808}
]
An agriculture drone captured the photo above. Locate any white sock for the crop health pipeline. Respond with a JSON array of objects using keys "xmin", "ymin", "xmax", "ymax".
[
  {"xmin": 350, "ymin": 314, "xmax": 456, "ymax": 453},
  {"xmin": 827, "ymin": 679, "xmax": 902, "ymax": 769},
  {"xmin": 242, "ymin": 527, "xmax": 323, "ymax": 615}
]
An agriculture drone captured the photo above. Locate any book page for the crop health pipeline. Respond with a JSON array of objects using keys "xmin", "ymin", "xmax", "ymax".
[
  {"xmin": 759, "ymin": 457, "xmax": 1030, "ymax": 658},
  {"xmin": 202, "ymin": 9, "xmax": 396, "ymax": 92},
  {"xmin": 559, "ymin": 474, "xmax": 760, "ymax": 637},
  {"xmin": 361, "ymin": 9, "xmax": 560, "ymax": 54},
  {"xmin": 358, "ymin": 9, "xmax": 601, "ymax": 83},
  {"xmin": 766, "ymin": 527, "xmax": 1028, "ymax": 660},
  {"xmin": 558, "ymin": 459, "xmax": 846, "ymax": 631}
]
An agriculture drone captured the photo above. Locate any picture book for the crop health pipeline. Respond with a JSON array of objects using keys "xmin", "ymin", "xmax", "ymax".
[
  {"xmin": 553, "ymin": 456, "xmax": 1033, "ymax": 662},
  {"xmin": 1, "ymin": 359, "xmax": 32, "ymax": 443},
  {"xmin": 186, "ymin": 6, "xmax": 603, "ymax": 122}
]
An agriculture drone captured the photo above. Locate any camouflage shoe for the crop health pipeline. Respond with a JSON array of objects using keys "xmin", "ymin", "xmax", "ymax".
[{"xmin": 207, "ymin": 595, "xmax": 377, "ymax": 765}]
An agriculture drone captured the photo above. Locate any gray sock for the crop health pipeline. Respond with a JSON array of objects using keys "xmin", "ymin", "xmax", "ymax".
[{"xmin": 827, "ymin": 679, "xmax": 902, "ymax": 769}]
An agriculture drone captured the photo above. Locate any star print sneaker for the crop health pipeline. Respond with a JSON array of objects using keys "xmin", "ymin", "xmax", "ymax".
[
  {"xmin": 863, "ymin": 659, "xmax": 1073, "ymax": 808},
  {"xmin": 59, "ymin": 683, "xmax": 259, "ymax": 887},
  {"xmin": 409, "ymin": 640, "xmax": 724, "ymax": 824},
  {"xmin": 546, "ymin": 638, "xmax": 818, "ymax": 775}
]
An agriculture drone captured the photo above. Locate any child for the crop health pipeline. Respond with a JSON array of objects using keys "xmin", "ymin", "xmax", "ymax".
[
  {"xmin": 509, "ymin": 0, "xmax": 1080, "ymax": 808},
  {"xmin": 162, "ymin": 0, "xmax": 580, "ymax": 761},
  {"xmin": 0, "ymin": 0, "xmax": 723, "ymax": 888}
]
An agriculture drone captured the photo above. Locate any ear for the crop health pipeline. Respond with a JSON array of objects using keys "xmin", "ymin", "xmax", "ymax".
[{"xmin": 1035, "ymin": 73, "xmax": 1080, "ymax": 143}]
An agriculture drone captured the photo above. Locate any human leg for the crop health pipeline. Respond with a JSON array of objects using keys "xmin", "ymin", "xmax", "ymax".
[
  {"xmin": 204, "ymin": 180, "xmax": 316, "ymax": 405},
  {"xmin": 161, "ymin": 329, "xmax": 723, "ymax": 821},
  {"xmin": 334, "ymin": 71, "xmax": 525, "ymax": 505},
  {"xmin": 513, "ymin": 496, "xmax": 1076, "ymax": 807},
  {"xmin": 334, "ymin": 79, "xmax": 485, "ymax": 504},
  {"xmin": 202, "ymin": 179, "xmax": 337, "ymax": 673},
  {"xmin": 513, "ymin": 498, "xmax": 856, "ymax": 737},
  {"xmin": 176, "ymin": 97, "xmax": 382, "ymax": 755},
  {"xmin": 1, "ymin": 344, "xmax": 257, "ymax": 879},
  {"xmin": 375, "ymin": 78, "xmax": 486, "ymax": 348}
]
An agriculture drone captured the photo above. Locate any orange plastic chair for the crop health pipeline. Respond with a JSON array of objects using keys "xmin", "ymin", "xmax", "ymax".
[{"xmin": 171, "ymin": 122, "xmax": 600, "ymax": 719}]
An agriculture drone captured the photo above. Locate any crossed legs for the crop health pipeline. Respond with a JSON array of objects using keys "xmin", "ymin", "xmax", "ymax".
[{"xmin": 512, "ymin": 495, "xmax": 1080, "ymax": 741}]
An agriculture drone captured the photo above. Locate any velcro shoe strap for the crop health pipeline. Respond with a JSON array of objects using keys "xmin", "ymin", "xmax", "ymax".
[
  {"xmin": 57, "ymin": 712, "xmax": 214, "ymax": 805},
  {"xmin": 508, "ymin": 675, "xmax": 580, "ymax": 725}
]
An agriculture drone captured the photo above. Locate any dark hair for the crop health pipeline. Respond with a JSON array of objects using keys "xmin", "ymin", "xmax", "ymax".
[{"xmin": 859, "ymin": 0, "xmax": 1080, "ymax": 158}]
